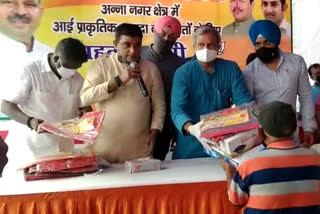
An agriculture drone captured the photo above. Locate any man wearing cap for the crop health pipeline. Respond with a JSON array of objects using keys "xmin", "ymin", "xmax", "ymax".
[
  {"xmin": 223, "ymin": 0, "xmax": 255, "ymax": 36},
  {"xmin": 243, "ymin": 20, "xmax": 315, "ymax": 147},
  {"xmin": 220, "ymin": 101, "xmax": 320, "ymax": 214},
  {"xmin": 171, "ymin": 26, "xmax": 252, "ymax": 159},
  {"xmin": 141, "ymin": 16, "xmax": 185, "ymax": 160}
]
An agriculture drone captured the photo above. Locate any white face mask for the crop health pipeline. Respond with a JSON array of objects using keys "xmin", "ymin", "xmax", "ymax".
[
  {"xmin": 195, "ymin": 48, "xmax": 217, "ymax": 63},
  {"xmin": 56, "ymin": 59, "xmax": 77, "ymax": 79}
]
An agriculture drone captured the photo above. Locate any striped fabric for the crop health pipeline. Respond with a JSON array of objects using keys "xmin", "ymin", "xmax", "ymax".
[
  {"xmin": 228, "ymin": 140, "xmax": 320, "ymax": 214},
  {"xmin": 243, "ymin": 53, "xmax": 316, "ymax": 132}
]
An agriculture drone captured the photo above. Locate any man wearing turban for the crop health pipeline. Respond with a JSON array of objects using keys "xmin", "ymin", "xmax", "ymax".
[
  {"xmin": 141, "ymin": 16, "xmax": 185, "ymax": 160},
  {"xmin": 243, "ymin": 20, "xmax": 316, "ymax": 147}
]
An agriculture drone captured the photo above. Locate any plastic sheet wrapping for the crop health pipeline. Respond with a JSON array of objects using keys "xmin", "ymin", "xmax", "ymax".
[
  {"xmin": 22, "ymin": 153, "xmax": 100, "ymax": 181},
  {"xmin": 39, "ymin": 111, "xmax": 105, "ymax": 142},
  {"xmin": 200, "ymin": 102, "xmax": 259, "ymax": 138}
]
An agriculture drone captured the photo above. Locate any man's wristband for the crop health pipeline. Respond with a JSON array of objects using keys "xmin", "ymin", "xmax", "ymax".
[
  {"xmin": 114, "ymin": 75, "xmax": 122, "ymax": 88},
  {"xmin": 27, "ymin": 117, "xmax": 34, "ymax": 130}
]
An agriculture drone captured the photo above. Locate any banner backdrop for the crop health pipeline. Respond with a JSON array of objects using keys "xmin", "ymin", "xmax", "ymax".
[{"xmin": 36, "ymin": 0, "xmax": 292, "ymax": 74}]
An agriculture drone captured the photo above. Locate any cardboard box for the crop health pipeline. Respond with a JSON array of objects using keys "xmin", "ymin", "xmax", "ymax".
[
  {"xmin": 203, "ymin": 141, "xmax": 265, "ymax": 167},
  {"xmin": 125, "ymin": 158, "xmax": 161, "ymax": 173},
  {"xmin": 219, "ymin": 128, "xmax": 259, "ymax": 157}
]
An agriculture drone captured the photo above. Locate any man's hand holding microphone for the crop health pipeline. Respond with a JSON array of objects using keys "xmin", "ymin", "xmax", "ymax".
[
  {"xmin": 119, "ymin": 62, "xmax": 142, "ymax": 84},
  {"xmin": 113, "ymin": 62, "xmax": 149, "ymax": 97}
]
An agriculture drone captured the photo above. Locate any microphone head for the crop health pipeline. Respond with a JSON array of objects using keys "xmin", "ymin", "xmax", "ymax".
[{"xmin": 129, "ymin": 62, "xmax": 138, "ymax": 69}]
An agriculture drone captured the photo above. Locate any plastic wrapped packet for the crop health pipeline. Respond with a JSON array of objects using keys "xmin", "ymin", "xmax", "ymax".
[
  {"xmin": 125, "ymin": 158, "xmax": 161, "ymax": 173},
  {"xmin": 35, "ymin": 156, "xmax": 98, "ymax": 173},
  {"xmin": 22, "ymin": 153, "xmax": 101, "ymax": 181},
  {"xmin": 200, "ymin": 102, "xmax": 259, "ymax": 138},
  {"xmin": 39, "ymin": 111, "xmax": 105, "ymax": 142}
]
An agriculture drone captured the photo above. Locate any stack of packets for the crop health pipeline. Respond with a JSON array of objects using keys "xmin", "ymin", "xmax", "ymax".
[
  {"xmin": 21, "ymin": 152, "xmax": 104, "ymax": 181},
  {"xmin": 199, "ymin": 102, "xmax": 264, "ymax": 166},
  {"xmin": 39, "ymin": 111, "xmax": 105, "ymax": 142},
  {"xmin": 125, "ymin": 158, "xmax": 161, "ymax": 173}
]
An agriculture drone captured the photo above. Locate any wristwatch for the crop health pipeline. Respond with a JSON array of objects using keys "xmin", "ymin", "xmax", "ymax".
[{"xmin": 27, "ymin": 117, "xmax": 34, "ymax": 130}]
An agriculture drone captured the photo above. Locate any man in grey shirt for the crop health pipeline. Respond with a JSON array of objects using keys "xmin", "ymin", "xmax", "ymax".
[
  {"xmin": 141, "ymin": 16, "xmax": 185, "ymax": 160},
  {"xmin": 243, "ymin": 20, "xmax": 316, "ymax": 147}
]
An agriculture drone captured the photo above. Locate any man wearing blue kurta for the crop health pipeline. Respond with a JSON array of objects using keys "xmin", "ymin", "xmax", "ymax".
[{"xmin": 171, "ymin": 26, "xmax": 252, "ymax": 159}]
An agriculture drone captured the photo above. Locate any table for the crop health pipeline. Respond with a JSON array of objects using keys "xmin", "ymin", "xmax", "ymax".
[{"xmin": 0, "ymin": 158, "xmax": 242, "ymax": 214}]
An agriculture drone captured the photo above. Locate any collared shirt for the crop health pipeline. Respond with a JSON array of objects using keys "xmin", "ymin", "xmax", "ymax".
[
  {"xmin": 228, "ymin": 140, "xmax": 320, "ymax": 214},
  {"xmin": 0, "ymin": 33, "xmax": 27, "ymax": 100},
  {"xmin": 141, "ymin": 45, "xmax": 185, "ymax": 130},
  {"xmin": 28, "ymin": 39, "xmax": 54, "ymax": 60},
  {"xmin": 171, "ymin": 58, "xmax": 252, "ymax": 159},
  {"xmin": 279, "ymin": 18, "xmax": 291, "ymax": 37},
  {"xmin": 243, "ymin": 53, "xmax": 316, "ymax": 132},
  {"xmin": 223, "ymin": 17, "xmax": 255, "ymax": 35},
  {"xmin": 2, "ymin": 56, "xmax": 84, "ymax": 174},
  {"xmin": 80, "ymin": 53, "xmax": 166, "ymax": 163},
  {"xmin": 0, "ymin": 33, "xmax": 53, "ymax": 116},
  {"xmin": 3, "ymin": 55, "xmax": 84, "ymax": 121}
]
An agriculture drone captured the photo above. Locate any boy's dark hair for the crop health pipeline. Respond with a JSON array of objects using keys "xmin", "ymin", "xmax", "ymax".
[
  {"xmin": 115, "ymin": 23, "xmax": 143, "ymax": 42},
  {"xmin": 308, "ymin": 63, "xmax": 320, "ymax": 76},
  {"xmin": 55, "ymin": 38, "xmax": 88, "ymax": 63}
]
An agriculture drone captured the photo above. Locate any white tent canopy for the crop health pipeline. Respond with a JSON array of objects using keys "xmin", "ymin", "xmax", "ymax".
[{"xmin": 293, "ymin": 0, "xmax": 320, "ymax": 66}]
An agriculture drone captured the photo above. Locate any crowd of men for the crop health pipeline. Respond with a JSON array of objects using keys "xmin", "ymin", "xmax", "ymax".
[{"xmin": 0, "ymin": 0, "xmax": 319, "ymax": 213}]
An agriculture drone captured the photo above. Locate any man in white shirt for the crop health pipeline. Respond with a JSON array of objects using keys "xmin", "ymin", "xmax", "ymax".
[
  {"xmin": 0, "ymin": 0, "xmax": 52, "ymax": 118},
  {"xmin": 261, "ymin": 0, "xmax": 291, "ymax": 37},
  {"xmin": 0, "ymin": 38, "xmax": 90, "ymax": 175},
  {"xmin": 0, "ymin": 0, "xmax": 51, "ymax": 56}
]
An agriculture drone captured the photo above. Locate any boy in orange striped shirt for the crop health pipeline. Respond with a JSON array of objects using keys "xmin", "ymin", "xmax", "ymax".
[{"xmin": 221, "ymin": 101, "xmax": 320, "ymax": 214}]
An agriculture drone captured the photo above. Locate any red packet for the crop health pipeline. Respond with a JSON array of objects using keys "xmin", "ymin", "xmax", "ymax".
[{"xmin": 39, "ymin": 111, "xmax": 105, "ymax": 142}]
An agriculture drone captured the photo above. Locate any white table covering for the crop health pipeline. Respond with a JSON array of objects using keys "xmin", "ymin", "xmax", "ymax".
[{"xmin": 0, "ymin": 158, "xmax": 225, "ymax": 196}]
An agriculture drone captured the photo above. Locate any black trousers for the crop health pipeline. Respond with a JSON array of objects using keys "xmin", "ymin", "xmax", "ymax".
[{"xmin": 153, "ymin": 129, "xmax": 173, "ymax": 161}]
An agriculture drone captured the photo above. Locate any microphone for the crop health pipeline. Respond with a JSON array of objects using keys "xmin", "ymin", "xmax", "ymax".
[{"xmin": 130, "ymin": 62, "xmax": 149, "ymax": 97}]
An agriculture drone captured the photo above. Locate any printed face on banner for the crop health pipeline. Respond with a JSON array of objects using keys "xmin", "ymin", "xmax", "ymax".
[
  {"xmin": 28, "ymin": 0, "xmax": 292, "ymax": 73},
  {"xmin": 114, "ymin": 35, "xmax": 142, "ymax": 63},
  {"xmin": 261, "ymin": 0, "xmax": 287, "ymax": 26},
  {"xmin": 229, "ymin": 0, "xmax": 254, "ymax": 22},
  {"xmin": 0, "ymin": 0, "xmax": 42, "ymax": 43}
]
